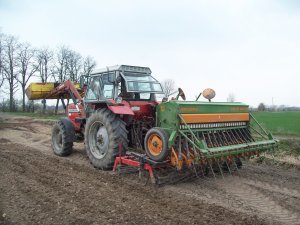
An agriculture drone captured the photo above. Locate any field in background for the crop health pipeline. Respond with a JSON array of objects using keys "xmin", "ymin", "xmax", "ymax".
[
  {"xmin": 6, "ymin": 112, "xmax": 61, "ymax": 120},
  {"xmin": 252, "ymin": 111, "xmax": 300, "ymax": 136}
]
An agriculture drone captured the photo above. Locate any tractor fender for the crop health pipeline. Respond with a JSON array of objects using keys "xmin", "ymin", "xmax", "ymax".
[
  {"xmin": 58, "ymin": 117, "xmax": 75, "ymax": 142},
  {"xmin": 107, "ymin": 105, "xmax": 134, "ymax": 115}
]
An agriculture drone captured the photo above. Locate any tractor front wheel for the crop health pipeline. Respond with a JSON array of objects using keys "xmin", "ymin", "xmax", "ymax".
[
  {"xmin": 51, "ymin": 118, "xmax": 75, "ymax": 156},
  {"xmin": 85, "ymin": 108, "xmax": 128, "ymax": 170},
  {"xmin": 144, "ymin": 127, "xmax": 169, "ymax": 162}
]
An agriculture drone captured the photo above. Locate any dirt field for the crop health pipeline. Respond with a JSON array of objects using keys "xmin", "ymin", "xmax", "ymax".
[{"xmin": 1, "ymin": 114, "xmax": 300, "ymax": 225}]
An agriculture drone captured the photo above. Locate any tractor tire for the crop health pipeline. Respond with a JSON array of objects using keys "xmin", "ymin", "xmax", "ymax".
[
  {"xmin": 144, "ymin": 127, "xmax": 169, "ymax": 162},
  {"xmin": 85, "ymin": 108, "xmax": 128, "ymax": 170},
  {"xmin": 51, "ymin": 118, "xmax": 75, "ymax": 156}
]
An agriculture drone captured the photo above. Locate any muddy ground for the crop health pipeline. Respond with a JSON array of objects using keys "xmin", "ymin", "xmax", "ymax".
[{"xmin": 0, "ymin": 114, "xmax": 300, "ymax": 225}]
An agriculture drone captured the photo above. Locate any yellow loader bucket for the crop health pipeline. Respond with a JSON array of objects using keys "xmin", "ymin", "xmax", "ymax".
[{"xmin": 25, "ymin": 83, "xmax": 81, "ymax": 100}]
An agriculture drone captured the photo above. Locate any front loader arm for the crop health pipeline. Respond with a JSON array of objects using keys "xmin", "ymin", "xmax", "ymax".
[
  {"xmin": 46, "ymin": 80, "xmax": 83, "ymax": 103},
  {"xmin": 45, "ymin": 80, "xmax": 85, "ymax": 117}
]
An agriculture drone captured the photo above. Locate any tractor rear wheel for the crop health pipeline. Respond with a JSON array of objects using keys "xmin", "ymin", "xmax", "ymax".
[
  {"xmin": 51, "ymin": 118, "xmax": 75, "ymax": 156},
  {"xmin": 144, "ymin": 127, "xmax": 169, "ymax": 162},
  {"xmin": 85, "ymin": 108, "xmax": 128, "ymax": 170}
]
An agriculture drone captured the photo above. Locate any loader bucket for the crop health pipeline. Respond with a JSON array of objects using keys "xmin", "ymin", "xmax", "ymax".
[
  {"xmin": 156, "ymin": 101, "xmax": 278, "ymax": 170},
  {"xmin": 25, "ymin": 82, "xmax": 82, "ymax": 100}
]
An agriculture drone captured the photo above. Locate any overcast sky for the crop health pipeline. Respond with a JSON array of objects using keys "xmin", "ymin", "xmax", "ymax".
[{"xmin": 1, "ymin": 0, "xmax": 300, "ymax": 107}]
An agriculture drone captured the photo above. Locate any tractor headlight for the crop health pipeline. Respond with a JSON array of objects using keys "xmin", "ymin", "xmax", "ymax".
[{"xmin": 115, "ymin": 97, "xmax": 122, "ymax": 104}]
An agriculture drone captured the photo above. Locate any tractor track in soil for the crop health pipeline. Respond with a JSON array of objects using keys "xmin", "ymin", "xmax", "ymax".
[{"xmin": 0, "ymin": 114, "xmax": 300, "ymax": 225}]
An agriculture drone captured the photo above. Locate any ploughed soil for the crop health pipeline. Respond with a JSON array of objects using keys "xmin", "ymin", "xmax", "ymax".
[{"xmin": 0, "ymin": 114, "xmax": 300, "ymax": 225}]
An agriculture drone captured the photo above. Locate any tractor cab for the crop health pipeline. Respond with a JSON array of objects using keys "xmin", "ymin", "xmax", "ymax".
[
  {"xmin": 84, "ymin": 65, "xmax": 165, "ymax": 124},
  {"xmin": 85, "ymin": 65, "xmax": 164, "ymax": 103}
]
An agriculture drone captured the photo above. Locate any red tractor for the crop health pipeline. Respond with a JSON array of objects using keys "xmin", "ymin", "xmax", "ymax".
[
  {"xmin": 50, "ymin": 65, "xmax": 164, "ymax": 169},
  {"xmin": 27, "ymin": 64, "xmax": 277, "ymax": 182}
]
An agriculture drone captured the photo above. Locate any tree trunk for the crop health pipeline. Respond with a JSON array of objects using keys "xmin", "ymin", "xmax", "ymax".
[
  {"xmin": 9, "ymin": 83, "xmax": 13, "ymax": 112},
  {"xmin": 43, "ymin": 99, "xmax": 46, "ymax": 114},
  {"xmin": 22, "ymin": 85, "xmax": 26, "ymax": 112},
  {"xmin": 55, "ymin": 99, "xmax": 59, "ymax": 114},
  {"xmin": 32, "ymin": 100, "xmax": 34, "ymax": 113}
]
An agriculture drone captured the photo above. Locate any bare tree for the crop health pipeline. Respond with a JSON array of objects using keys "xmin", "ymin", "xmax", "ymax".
[
  {"xmin": 66, "ymin": 50, "xmax": 82, "ymax": 82},
  {"xmin": 161, "ymin": 79, "xmax": 176, "ymax": 98},
  {"xmin": 55, "ymin": 45, "xmax": 71, "ymax": 82},
  {"xmin": 0, "ymin": 32, "xmax": 5, "ymax": 89},
  {"xmin": 52, "ymin": 47, "xmax": 95, "ymax": 114},
  {"xmin": 52, "ymin": 45, "xmax": 71, "ymax": 114},
  {"xmin": 227, "ymin": 93, "xmax": 236, "ymax": 102},
  {"xmin": 2, "ymin": 35, "xmax": 20, "ymax": 111},
  {"xmin": 36, "ymin": 48, "xmax": 54, "ymax": 113},
  {"xmin": 54, "ymin": 47, "xmax": 96, "ymax": 83},
  {"xmin": 16, "ymin": 43, "xmax": 37, "ymax": 112},
  {"xmin": 258, "ymin": 103, "xmax": 266, "ymax": 111},
  {"xmin": 82, "ymin": 56, "xmax": 96, "ymax": 75}
]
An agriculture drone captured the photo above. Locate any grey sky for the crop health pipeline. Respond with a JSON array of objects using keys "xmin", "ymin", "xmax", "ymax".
[{"xmin": 1, "ymin": 0, "xmax": 300, "ymax": 107}]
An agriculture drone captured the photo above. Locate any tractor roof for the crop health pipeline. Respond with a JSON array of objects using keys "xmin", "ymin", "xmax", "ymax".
[{"xmin": 91, "ymin": 65, "xmax": 152, "ymax": 75}]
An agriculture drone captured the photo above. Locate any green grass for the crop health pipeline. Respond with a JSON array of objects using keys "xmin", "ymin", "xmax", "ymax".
[
  {"xmin": 252, "ymin": 111, "xmax": 300, "ymax": 136},
  {"xmin": 7, "ymin": 112, "xmax": 61, "ymax": 120},
  {"xmin": 277, "ymin": 139, "xmax": 300, "ymax": 156}
]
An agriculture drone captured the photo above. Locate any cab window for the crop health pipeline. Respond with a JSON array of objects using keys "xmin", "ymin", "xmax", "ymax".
[
  {"xmin": 100, "ymin": 72, "xmax": 115, "ymax": 99},
  {"xmin": 122, "ymin": 72, "xmax": 163, "ymax": 93},
  {"xmin": 86, "ymin": 76, "xmax": 101, "ymax": 100}
]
